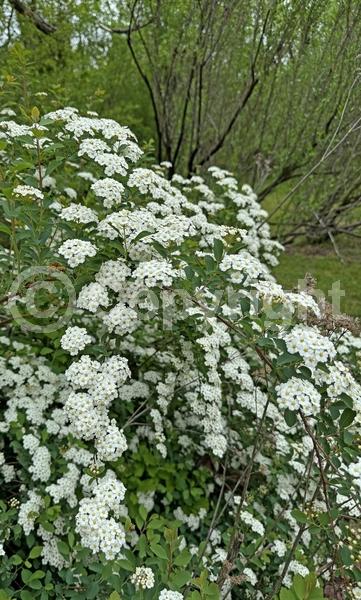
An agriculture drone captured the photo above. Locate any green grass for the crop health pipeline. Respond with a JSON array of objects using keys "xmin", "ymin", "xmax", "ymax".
[
  {"xmin": 273, "ymin": 239, "xmax": 361, "ymax": 318},
  {"xmin": 261, "ymin": 186, "xmax": 361, "ymax": 318}
]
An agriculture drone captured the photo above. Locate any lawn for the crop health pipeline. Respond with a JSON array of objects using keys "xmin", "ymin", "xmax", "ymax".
[
  {"xmin": 273, "ymin": 238, "xmax": 361, "ymax": 318},
  {"xmin": 262, "ymin": 186, "xmax": 361, "ymax": 318}
]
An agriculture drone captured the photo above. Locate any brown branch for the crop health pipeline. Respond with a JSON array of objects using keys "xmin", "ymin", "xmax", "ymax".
[
  {"xmin": 8, "ymin": 0, "xmax": 56, "ymax": 34},
  {"xmin": 197, "ymin": 77, "xmax": 259, "ymax": 167},
  {"xmin": 197, "ymin": 6, "xmax": 271, "ymax": 168},
  {"xmin": 125, "ymin": 1, "xmax": 163, "ymax": 163},
  {"xmin": 100, "ymin": 17, "xmax": 154, "ymax": 35}
]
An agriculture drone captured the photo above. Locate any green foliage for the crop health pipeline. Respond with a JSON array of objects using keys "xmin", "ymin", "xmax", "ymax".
[{"xmin": 279, "ymin": 574, "xmax": 326, "ymax": 600}]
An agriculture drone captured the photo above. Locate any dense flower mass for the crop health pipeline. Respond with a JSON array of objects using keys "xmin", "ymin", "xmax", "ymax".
[{"xmin": 0, "ymin": 107, "xmax": 361, "ymax": 599}]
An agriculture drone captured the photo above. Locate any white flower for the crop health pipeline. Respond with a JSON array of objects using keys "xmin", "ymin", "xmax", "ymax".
[
  {"xmin": 95, "ymin": 421, "xmax": 127, "ymax": 461},
  {"xmin": 288, "ymin": 560, "xmax": 309, "ymax": 577},
  {"xmin": 103, "ymin": 303, "xmax": 138, "ymax": 336},
  {"xmin": 60, "ymin": 203, "xmax": 98, "ymax": 224},
  {"xmin": 95, "ymin": 259, "xmax": 131, "ymax": 292},
  {"xmin": 75, "ymin": 497, "xmax": 126, "ymax": 560},
  {"xmin": 58, "ymin": 238, "xmax": 97, "ymax": 267},
  {"xmin": 29, "ymin": 446, "xmax": 51, "ymax": 482},
  {"xmin": 91, "ymin": 177, "xmax": 125, "ymax": 209},
  {"xmin": 283, "ymin": 325, "xmax": 336, "ymax": 371},
  {"xmin": 65, "ymin": 355, "xmax": 100, "ymax": 388},
  {"xmin": 19, "ymin": 492, "xmax": 43, "ymax": 536},
  {"xmin": 240, "ymin": 511, "xmax": 265, "ymax": 536},
  {"xmin": 132, "ymin": 259, "xmax": 179, "ymax": 288},
  {"xmin": 275, "ymin": 377, "xmax": 321, "ymax": 415},
  {"xmin": 64, "ymin": 392, "xmax": 102, "ymax": 440},
  {"xmin": 271, "ymin": 539, "xmax": 287, "ymax": 557},
  {"xmin": 60, "ymin": 326, "xmax": 92, "ymax": 356},
  {"xmin": 220, "ymin": 251, "xmax": 269, "ymax": 284},
  {"xmin": 77, "ymin": 282, "xmax": 109, "ymax": 313},
  {"xmin": 243, "ymin": 567, "xmax": 257, "ymax": 586},
  {"xmin": 13, "ymin": 185, "xmax": 44, "ymax": 200},
  {"xmin": 159, "ymin": 591, "xmax": 184, "ymax": 600},
  {"xmin": 131, "ymin": 566, "xmax": 155, "ymax": 590}
]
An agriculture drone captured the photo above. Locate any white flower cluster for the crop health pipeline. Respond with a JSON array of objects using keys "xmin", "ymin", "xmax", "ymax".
[
  {"xmin": 75, "ymin": 471, "xmax": 126, "ymax": 559},
  {"xmin": 276, "ymin": 377, "xmax": 321, "ymax": 415},
  {"xmin": 103, "ymin": 302, "xmax": 138, "ymax": 336},
  {"xmin": 133, "ymin": 259, "xmax": 180, "ymax": 288},
  {"xmin": 159, "ymin": 591, "xmax": 184, "ymax": 600},
  {"xmin": 18, "ymin": 491, "xmax": 44, "ymax": 535},
  {"xmin": 240, "ymin": 510, "xmax": 265, "ymax": 536},
  {"xmin": 220, "ymin": 250, "xmax": 269, "ymax": 284},
  {"xmin": 58, "ymin": 238, "xmax": 97, "ymax": 267},
  {"xmin": 63, "ymin": 351, "xmax": 130, "ymax": 478},
  {"xmin": 283, "ymin": 325, "xmax": 336, "ymax": 370},
  {"xmin": 14, "ymin": 185, "xmax": 44, "ymax": 200},
  {"xmin": 77, "ymin": 282, "xmax": 109, "ymax": 313},
  {"xmin": 28, "ymin": 445, "xmax": 52, "ymax": 482},
  {"xmin": 95, "ymin": 259, "xmax": 131, "ymax": 292},
  {"xmin": 60, "ymin": 203, "xmax": 98, "ymax": 224},
  {"xmin": 95, "ymin": 420, "xmax": 127, "ymax": 461},
  {"xmin": 91, "ymin": 177, "xmax": 124, "ymax": 208},
  {"xmin": 131, "ymin": 566, "xmax": 155, "ymax": 590},
  {"xmin": 271, "ymin": 539, "xmax": 287, "ymax": 557},
  {"xmin": 60, "ymin": 326, "xmax": 92, "ymax": 356}
]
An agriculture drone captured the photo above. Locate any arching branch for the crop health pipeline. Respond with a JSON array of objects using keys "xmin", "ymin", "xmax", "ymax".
[{"xmin": 8, "ymin": 0, "xmax": 56, "ymax": 34}]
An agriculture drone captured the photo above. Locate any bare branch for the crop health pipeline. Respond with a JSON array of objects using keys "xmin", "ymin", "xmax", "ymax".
[
  {"xmin": 8, "ymin": 0, "xmax": 56, "ymax": 34},
  {"xmin": 99, "ymin": 17, "xmax": 154, "ymax": 35},
  {"xmin": 197, "ymin": 77, "xmax": 259, "ymax": 167}
]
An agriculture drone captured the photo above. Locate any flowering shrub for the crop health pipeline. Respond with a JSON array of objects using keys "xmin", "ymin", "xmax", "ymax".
[{"xmin": 0, "ymin": 106, "xmax": 360, "ymax": 599}]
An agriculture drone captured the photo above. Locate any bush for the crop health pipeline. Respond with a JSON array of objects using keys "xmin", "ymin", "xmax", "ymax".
[{"xmin": 0, "ymin": 106, "xmax": 360, "ymax": 599}]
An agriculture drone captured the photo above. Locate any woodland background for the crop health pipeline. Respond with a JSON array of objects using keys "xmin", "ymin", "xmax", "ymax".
[{"xmin": 1, "ymin": 0, "xmax": 361, "ymax": 315}]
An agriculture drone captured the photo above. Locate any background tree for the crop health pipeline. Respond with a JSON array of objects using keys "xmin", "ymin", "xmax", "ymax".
[{"xmin": 1, "ymin": 0, "xmax": 361, "ymax": 242}]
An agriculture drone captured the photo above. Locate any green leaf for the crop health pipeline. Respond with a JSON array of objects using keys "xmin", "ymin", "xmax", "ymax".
[
  {"xmin": 204, "ymin": 255, "xmax": 216, "ymax": 272},
  {"xmin": 291, "ymin": 509, "xmax": 308, "ymax": 524},
  {"xmin": 293, "ymin": 574, "xmax": 306, "ymax": 600},
  {"xmin": 10, "ymin": 554, "xmax": 23, "ymax": 565},
  {"xmin": 150, "ymin": 542, "xmax": 168, "ymax": 559},
  {"xmin": 169, "ymin": 570, "xmax": 192, "ymax": 588},
  {"xmin": 108, "ymin": 593, "xmax": 121, "ymax": 600},
  {"xmin": 340, "ymin": 545, "xmax": 352, "ymax": 566},
  {"xmin": 31, "ymin": 106, "xmax": 40, "ymax": 122},
  {"xmin": 280, "ymin": 589, "xmax": 297, "ymax": 600},
  {"xmin": 21, "ymin": 569, "xmax": 32, "ymax": 585},
  {"xmin": 0, "ymin": 223, "xmax": 11, "ymax": 236},
  {"xmin": 284, "ymin": 409, "xmax": 297, "ymax": 427},
  {"xmin": 204, "ymin": 582, "xmax": 220, "ymax": 598},
  {"xmin": 28, "ymin": 580, "xmax": 42, "ymax": 590},
  {"xmin": 164, "ymin": 527, "xmax": 177, "ymax": 543},
  {"xmin": 57, "ymin": 540, "xmax": 69, "ymax": 556},
  {"xmin": 173, "ymin": 548, "xmax": 192, "ymax": 567},
  {"xmin": 276, "ymin": 352, "xmax": 301, "ymax": 367},
  {"xmin": 213, "ymin": 238, "xmax": 224, "ymax": 262},
  {"xmin": 339, "ymin": 407, "xmax": 356, "ymax": 428},
  {"xmin": 117, "ymin": 559, "xmax": 134, "ymax": 572},
  {"xmin": 151, "ymin": 241, "xmax": 167, "ymax": 258},
  {"xmin": 139, "ymin": 504, "xmax": 148, "ymax": 522},
  {"xmin": 31, "ymin": 570, "xmax": 45, "ymax": 579},
  {"xmin": 29, "ymin": 545, "xmax": 43, "ymax": 559},
  {"xmin": 138, "ymin": 534, "xmax": 147, "ymax": 558},
  {"xmin": 132, "ymin": 230, "xmax": 152, "ymax": 244}
]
